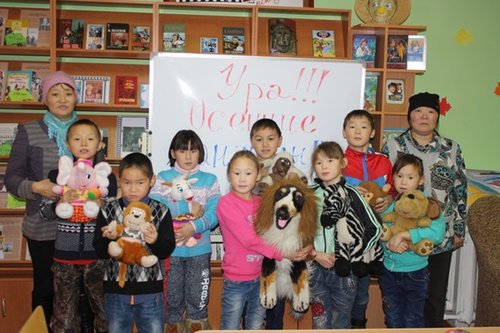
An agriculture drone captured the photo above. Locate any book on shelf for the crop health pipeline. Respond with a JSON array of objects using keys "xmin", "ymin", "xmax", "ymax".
[
  {"xmin": 0, "ymin": 216, "xmax": 23, "ymax": 260},
  {"xmin": 132, "ymin": 25, "xmax": 151, "ymax": 51},
  {"xmin": 86, "ymin": 23, "xmax": 105, "ymax": 50},
  {"xmin": 386, "ymin": 79, "xmax": 405, "ymax": 105},
  {"xmin": 353, "ymin": 34, "xmax": 376, "ymax": 68},
  {"xmin": 72, "ymin": 75, "xmax": 110, "ymax": 104},
  {"xmin": 269, "ymin": 18, "xmax": 296, "ymax": 56},
  {"xmin": 116, "ymin": 116, "xmax": 148, "ymax": 158},
  {"xmin": 114, "ymin": 75, "xmax": 138, "ymax": 105},
  {"xmin": 106, "ymin": 23, "xmax": 129, "ymax": 50},
  {"xmin": 20, "ymin": 9, "xmax": 50, "ymax": 48},
  {"xmin": 382, "ymin": 127, "xmax": 406, "ymax": 146},
  {"xmin": 139, "ymin": 84, "xmax": 149, "ymax": 109},
  {"xmin": 4, "ymin": 19, "xmax": 29, "ymax": 47},
  {"xmin": 387, "ymin": 35, "xmax": 408, "ymax": 69},
  {"xmin": 58, "ymin": 18, "xmax": 84, "ymax": 49},
  {"xmin": 4, "ymin": 70, "xmax": 33, "ymax": 102},
  {"xmin": 99, "ymin": 128, "xmax": 109, "ymax": 157},
  {"xmin": 222, "ymin": 27, "xmax": 244, "ymax": 54},
  {"xmin": 7, "ymin": 193, "xmax": 26, "ymax": 209},
  {"xmin": 407, "ymin": 35, "xmax": 427, "ymax": 70},
  {"xmin": 0, "ymin": 62, "xmax": 8, "ymax": 102},
  {"xmin": 364, "ymin": 72, "xmax": 379, "ymax": 112},
  {"xmin": 312, "ymin": 30, "xmax": 335, "ymax": 58},
  {"xmin": 26, "ymin": 28, "xmax": 38, "ymax": 47},
  {"xmin": 21, "ymin": 62, "xmax": 51, "ymax": 102},
  {"xmin": 200, "ymin": 37, "xmax": 218, "ymax": 54},
  {"xmin": 162, "ymin": 23, "xmax": 185, "ymax": 52},
  {"xmin": 0, "ymin": 123, "xmax": 18, "ymax": 156},
  {"xmin": 0, "ymin": 9, "xmax": 8, "ymax": 47}
]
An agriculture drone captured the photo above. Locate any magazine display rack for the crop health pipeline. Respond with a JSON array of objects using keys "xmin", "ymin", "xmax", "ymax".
[{"xmin": 352, "ymin": 24, "xmax": 427, "ymax": 149}]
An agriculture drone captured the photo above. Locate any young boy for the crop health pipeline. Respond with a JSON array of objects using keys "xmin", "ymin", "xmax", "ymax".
[
  {"xmin": 48, "ymin": 119, "xmax": 117, "ymax": 333},
  {"xmin": 93, "ymin": 152, "xmax": 176, "ymax": 333},
  {"xmin": 249, "ymin": 118, "xmax": 307, "ymax": 329},
  {"xmin": 342, "ymin": 109, "xmax": 393, "ymax": 329}
]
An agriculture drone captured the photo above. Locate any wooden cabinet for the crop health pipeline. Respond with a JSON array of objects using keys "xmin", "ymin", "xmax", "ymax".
[
  {"xmin": 0, "ymin": 262, "xmax": 33, "ymax": 333},
  {"xmin": 352, "ymin": 24, "xmax": 426, "ymax": 149}
]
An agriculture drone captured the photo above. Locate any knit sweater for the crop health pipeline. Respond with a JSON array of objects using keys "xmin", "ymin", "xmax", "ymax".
[
  {"xmin": 93, "ymin": 197, "xmax": 175, "ymax": 295},
  {"xmin": 382, "ymin": 130, "xmax": 467, "ymax": 254},
  {"xmin": 5, "ymin": 119, "xmax": 62, "ymax": 241},
  {"xmin": 216, "ymin": 192, "xmax": 283, "ymax": 281},
  {"xmin": 149, "ymin": 166, "xmax": 220, "ymax": 257}
]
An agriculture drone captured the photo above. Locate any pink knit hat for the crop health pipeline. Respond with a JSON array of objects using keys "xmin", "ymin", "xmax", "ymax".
[{"xmin": 41, "ymin": 71, "xmax": 77, "ymax": 104}]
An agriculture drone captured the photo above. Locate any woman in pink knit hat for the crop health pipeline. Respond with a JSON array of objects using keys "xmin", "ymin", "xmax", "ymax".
[{"xmin": 5, "ymin": 71, "xmax": 80, "ymax": 330}]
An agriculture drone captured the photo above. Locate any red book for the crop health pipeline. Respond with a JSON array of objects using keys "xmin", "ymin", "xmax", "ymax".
[{"xmin": 114, "ymin": 75, "xmax": 138, "ymax": 105}]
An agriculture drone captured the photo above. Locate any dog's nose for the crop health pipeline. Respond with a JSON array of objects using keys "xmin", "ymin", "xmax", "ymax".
[{"xmin": 276, "ymin": 207, "xmax": 290, "ymax": 220}]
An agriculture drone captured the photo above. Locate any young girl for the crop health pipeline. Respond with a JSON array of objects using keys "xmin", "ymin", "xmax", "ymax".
[
  {"xmin": 378, "ymin": 153, "xmax": 445, "ymax": 328},
  {"xmin": 49, "ymin": 119, "xmax": 117, "ymax": 333},
  {"xmin": 149, "ymin": 129, "xmax": 220, "ymax": 333},
  {"xmin": 309, "ymin": 141, "xmax": 380, "ymax": 329},
  {"xmin": 216, "ymin": 150, "xmax": 309, "ymax": 330}
]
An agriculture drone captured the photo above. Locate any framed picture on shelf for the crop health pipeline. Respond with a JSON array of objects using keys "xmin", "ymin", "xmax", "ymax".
[
  {"xmin": 116, "ymin": 116, "xmax": 148, "ymax": 158},
  {"xmin": 386, "ymin": 79, "xmax": 404, "ymax": 104}
]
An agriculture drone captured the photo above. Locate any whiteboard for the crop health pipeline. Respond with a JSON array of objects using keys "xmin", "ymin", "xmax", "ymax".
[{"xmin": 149, "ymin": 53, "xmax": 365, "ymax": 193}]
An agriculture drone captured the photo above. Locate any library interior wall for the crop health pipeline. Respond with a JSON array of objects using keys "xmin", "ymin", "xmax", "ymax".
[{"xmin": 316, "ymin": 0, "xmax": 500, "ymax": 170}]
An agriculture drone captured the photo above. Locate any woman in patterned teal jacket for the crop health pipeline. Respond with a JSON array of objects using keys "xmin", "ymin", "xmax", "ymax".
[{"xmin": 382, "ymin": 92, "xmax": 467, "ymax": 327}]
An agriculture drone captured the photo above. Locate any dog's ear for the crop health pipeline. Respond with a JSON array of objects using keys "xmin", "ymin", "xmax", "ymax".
[{"xmin": 426, "ymin": 197, "xmax": 441, "ymax": 219}]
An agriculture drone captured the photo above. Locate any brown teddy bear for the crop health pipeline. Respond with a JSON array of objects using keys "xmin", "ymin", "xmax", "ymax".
[
  {"xmin": 358, "ymin": 180, "xmax": 391, "ymax": 208},
  {"xmin": 381, "ymin": 190, "xmax": 441, "ymax": 256},
  {"xmin": 107, "ymin": 201, "xmax": 158, "ymax": 287}
]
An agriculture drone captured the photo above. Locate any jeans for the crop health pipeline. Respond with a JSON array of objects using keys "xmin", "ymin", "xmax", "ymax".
[
  {"xmin": 166, "ymin": 254, "xmax": 211, "ymax": 323},
  {"xmin": 104, "ymin": 292, "xmax": 164, "ymax": 333},
  {"xmin": 309, "ymin": 264, "xmax": 357, "ymax": 329},
  {"xmin": 379, "ymin": 266, "xmax": 429, "ymax": 328},
  {"xmin": 220, "ymin": 277, "xmax": 265, "ymax": 330},
  {"xmin": 351, "ymin": 274, "xmax": 370, "ymax": 322},
  {"xmin": 265, "ymin": 297, "xmax": 285, "ymax": 329}
]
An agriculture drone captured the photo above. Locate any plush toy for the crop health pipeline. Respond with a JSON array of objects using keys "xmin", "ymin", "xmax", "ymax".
[
  {"xmin": 259, "ymin": 151, "xmax": 308, "ymax": 188},
  {"xmin": 356, "ymin": 181, "xmax": 392, "ymax": 275},
  {"xmin": 381, "ymin": 190, "xmax": 441, "ymax": 256},
  {"xmin": 355, "ymin": 0, "xmax": 411, "ymax": 25},
  {"xmin": 320, "ymin": 182, "xmax": 380, "ymax": 277},
  {"xmin": 358, "ymin": 180, "xmax": 391, "ymax": 208},
  {"xmin": 150, "ymin": 173, "xmax": 201, "ymax": 247},
  {"xmin": 254, "ymin": 175, "xmax": 317, "ymax": 316},
  {"xmin": 52, "ymin": 156, "xmax": 112, "ymax": 220},
  {"xmin": 107, "ymin": 201, "xmax": 158, "ymax": 287}
]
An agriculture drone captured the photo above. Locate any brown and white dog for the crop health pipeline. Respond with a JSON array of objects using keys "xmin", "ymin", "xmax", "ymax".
[{"xmin": 255, "ymin": 176, "xmax": 317, "ymax": 314}]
